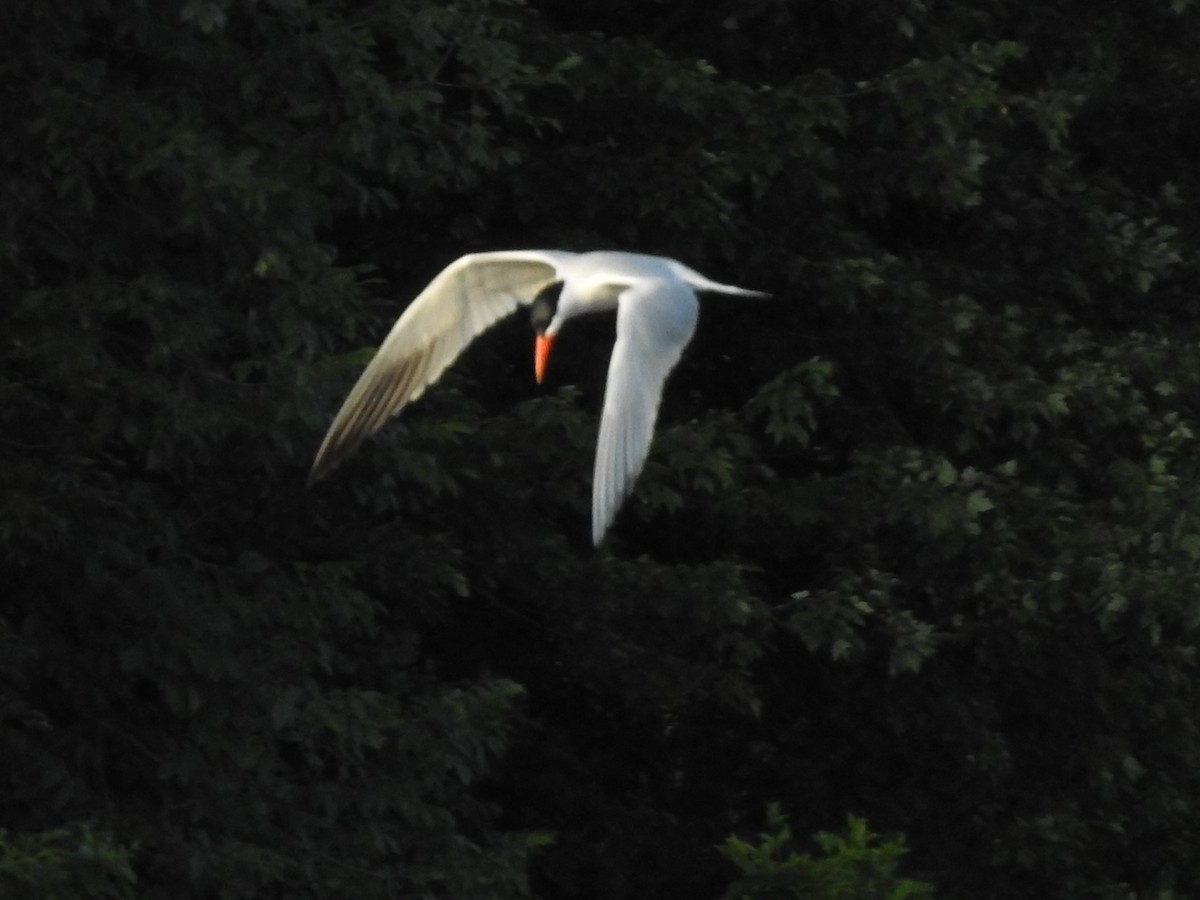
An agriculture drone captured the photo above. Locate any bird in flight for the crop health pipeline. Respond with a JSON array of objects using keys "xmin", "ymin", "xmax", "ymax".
[{"xmin": 309, "ymin": 250, "xmax": 768, "ymax": 544}]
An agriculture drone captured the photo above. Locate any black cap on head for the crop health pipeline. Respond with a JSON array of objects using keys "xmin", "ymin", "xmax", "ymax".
[{"xmin": 529, "ymin": 281, "xmax": 563, "ymax": 335}]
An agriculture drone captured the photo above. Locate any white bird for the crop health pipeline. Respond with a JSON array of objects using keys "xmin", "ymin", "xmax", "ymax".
[{"xmin": 309, "ymin": 250, "xmax": 769, "ymax": 544}]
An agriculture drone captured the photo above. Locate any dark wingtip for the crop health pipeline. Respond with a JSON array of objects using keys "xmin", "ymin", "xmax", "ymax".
[
  {"xmin": 306, "ymin": 464, "xmax": 327, "ymax": 488},
  {"xmin": 307, "ymin": 453, "xmax": 335, "ymax": 487},
  {"xmin": 307, "ymin": 433, "xmax": 362, "ymax": 487},
  {"xmin": 307, "ymin": 436, "xmax": 350, "ymax": 487}
]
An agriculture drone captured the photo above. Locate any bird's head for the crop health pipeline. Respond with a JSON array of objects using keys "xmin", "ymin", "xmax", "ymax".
[{"xmin": 530, "ymin": 280, "xmax": 564, "ymax": 384}]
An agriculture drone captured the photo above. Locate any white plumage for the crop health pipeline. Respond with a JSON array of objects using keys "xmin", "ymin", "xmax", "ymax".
[{"xmin": 310, "ymin": 250, "xmax": 768, "ymax": 544}]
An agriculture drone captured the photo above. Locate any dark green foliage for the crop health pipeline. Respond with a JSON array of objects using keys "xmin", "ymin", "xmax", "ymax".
[
  {"xmin": 720, "ymin": 805, "xmax": 932, "ymax": 900},
  {"xmin": 0, "ymin": 826, "xmax": 137, "ymax": 899},
  {"xmin": 2, "ymin": 1, "xmax": 557, "ymax": 897},
  {"xmin": 4, "ymin": 0, "xmax": 1200, "ymax": 897}
]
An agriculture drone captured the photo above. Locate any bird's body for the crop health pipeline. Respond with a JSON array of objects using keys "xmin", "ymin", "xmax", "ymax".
[{"xmin": 310, "ymin": 250, "xmax": 768, "ymax": 544}]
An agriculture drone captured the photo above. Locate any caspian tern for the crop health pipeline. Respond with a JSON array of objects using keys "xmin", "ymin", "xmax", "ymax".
[{"xmin": 309, "ymin": 250, "xmax": 768, "ymax": 544}]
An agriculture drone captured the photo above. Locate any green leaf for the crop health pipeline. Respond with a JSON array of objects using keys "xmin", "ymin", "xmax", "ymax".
[{"xmin": 966, "ymin": 490, "xmax": 994, "ymax": 515}]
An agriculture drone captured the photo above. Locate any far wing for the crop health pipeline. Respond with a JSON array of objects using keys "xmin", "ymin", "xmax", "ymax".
[
  {"xmin": 310, "ymin": 250, "xmax": 574, "ymax": 482},
  {"xmin": 592, "ymin": 279, "xmax": 699, "ymax": 544}
]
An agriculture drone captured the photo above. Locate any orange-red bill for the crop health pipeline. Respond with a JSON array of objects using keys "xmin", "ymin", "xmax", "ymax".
[{"xmin": 535, "ymin": 334, "xmax": 554, "ymax": 384}]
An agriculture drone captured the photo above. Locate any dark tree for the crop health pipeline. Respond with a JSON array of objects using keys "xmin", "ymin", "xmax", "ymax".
[{"xmin": 3, "ymin": 1, "xmax": 1200, "ymax": 898}]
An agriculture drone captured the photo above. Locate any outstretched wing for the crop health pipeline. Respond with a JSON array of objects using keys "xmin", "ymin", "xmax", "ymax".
[
  {"xmin": 310, "ymin": 250, "xmax": 575, "ymax": 483},
  {"xmin": 591, "ymin": 279, "xmax": 699, "ymax": 544}
]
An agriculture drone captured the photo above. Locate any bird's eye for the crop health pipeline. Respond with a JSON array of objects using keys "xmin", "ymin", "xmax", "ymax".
[{"xmin": 530, "ymin": 281, "xmax": 563, "ymax": 334}]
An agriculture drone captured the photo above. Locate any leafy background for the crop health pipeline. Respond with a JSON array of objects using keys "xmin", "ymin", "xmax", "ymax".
[{"xmin": 4, "ymin": 0, "xmax": 1200, "ymax": 897}]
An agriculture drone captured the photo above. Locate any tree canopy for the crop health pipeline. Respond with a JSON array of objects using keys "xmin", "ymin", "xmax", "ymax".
[{"xmin": 4, "ymin": 0, "xmax": 1200, "ymax": 897}]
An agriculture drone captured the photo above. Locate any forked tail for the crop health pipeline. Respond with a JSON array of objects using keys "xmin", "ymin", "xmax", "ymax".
[{"xmin": 669, "ymin": 260, "xmax": 771, "ymax": 298}]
